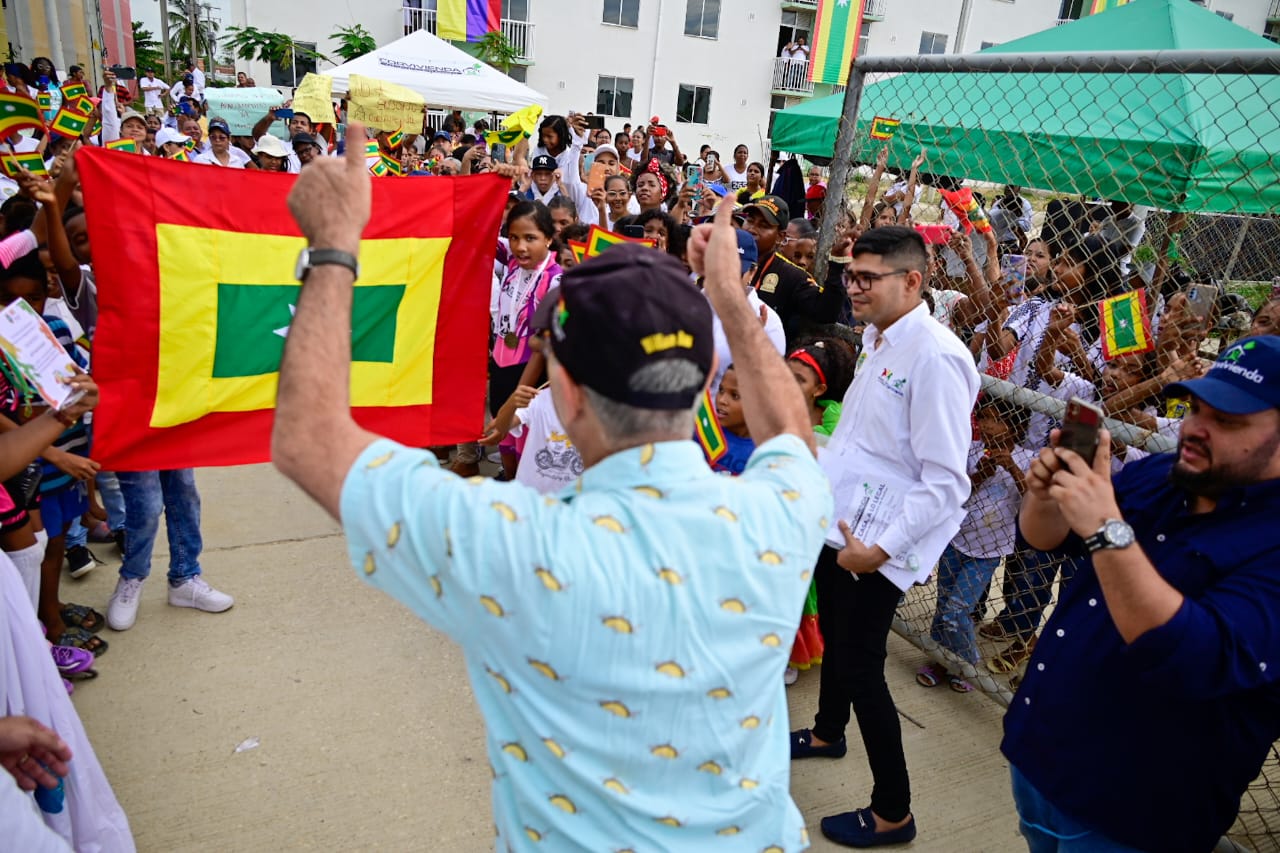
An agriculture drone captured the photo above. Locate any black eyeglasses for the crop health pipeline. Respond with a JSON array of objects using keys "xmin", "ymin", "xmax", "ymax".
[{"xmin": 843, "ymin": 269, "xmax": 911, "ymax": 290}]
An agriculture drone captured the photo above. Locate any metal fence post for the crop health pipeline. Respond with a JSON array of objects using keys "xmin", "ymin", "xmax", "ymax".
[{"xmin": 814, "ymin": 65, "xmax": 867, "ymax": 286}]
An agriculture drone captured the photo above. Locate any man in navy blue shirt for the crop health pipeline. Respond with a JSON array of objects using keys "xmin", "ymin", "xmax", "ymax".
[{"xmin": 1005, "ymin": 335, "xmax": 1280, "ymax": 853}]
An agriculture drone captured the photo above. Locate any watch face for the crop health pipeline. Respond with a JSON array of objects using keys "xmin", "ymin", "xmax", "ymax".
[
  {"xmin": 294, "ymin": 248, "xmax": 310, "ymax": 281},
  {"xmin": 1104, "ymin": 520, "xmax": 1135, "ymax": 548}
]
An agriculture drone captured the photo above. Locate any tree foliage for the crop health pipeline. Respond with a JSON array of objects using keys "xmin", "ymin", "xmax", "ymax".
[
  {"xmin": 166, "ymin": 0, "xmax": 219, "ymax": 64},
  {"xmin": 475, "ymin": 31, "xmax": 520, "ymax": 75},
  {"xmin": 131, "ymin": 21, "xmax": 166, "ymax": 76},
  {"xmin": 223, "ymin": 26, "xmax": 330, "ymax": 67},
  {"xmin": 330, "ymin": 24, "xmax": 377, "ymax": 63}
]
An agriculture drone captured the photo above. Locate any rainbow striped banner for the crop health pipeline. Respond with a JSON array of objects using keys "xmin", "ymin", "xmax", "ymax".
[
  {"xmin": 1099, "ymin": 290, "xmax": 1153, "ymax": 360},
  {"xmin": 437, "ymin": 0, "xmax": 501, "ymax": 42},
  {"xmin": 809, "ymin": 0, "xmax": 866, "ymax": 86},
  {"xmin": 1086, "ymin": 0, "xmax": 1132, "ymax": 14}
]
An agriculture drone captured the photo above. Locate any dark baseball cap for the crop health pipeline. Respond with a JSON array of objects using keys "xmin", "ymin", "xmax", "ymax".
[
  {"xmin": 548, "ymin": 244, "xmax": 713, "ymax": 410},
  {"xmin": 208, "ymin": 118, "xmax": 231, "ymax": 136},
  {"xmin": 530, "ymin": 154, "xmax": 557, "ymax": 172},
  {"xmin": 292, "ymin": 132, "xmax": 321, "ymax": 150},
  {"xmin": 1166, "ymin": 336, "xmax": 1280, "ymax": 415},
  {"xmin": 744, "ymin": 195, "xmax": 789, "ymax": 228}
]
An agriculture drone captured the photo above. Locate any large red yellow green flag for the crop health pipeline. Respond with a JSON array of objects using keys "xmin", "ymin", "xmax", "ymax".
[
  {"xmin": 809, "ymin": 0, "xmax": 866, "ymax": 86},
  {"xmin": 76, "ymin": 147, "xmax": 509, "ymax": 470},
  {"xmin": 1086, "ymin": 0, "xmax": 1131, "ymax": 14}
]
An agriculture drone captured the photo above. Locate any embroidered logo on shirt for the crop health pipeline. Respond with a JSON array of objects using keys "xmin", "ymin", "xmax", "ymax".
[{"xmin": 877, "ymin": 368, "xmax": 908, "ymax": 397}]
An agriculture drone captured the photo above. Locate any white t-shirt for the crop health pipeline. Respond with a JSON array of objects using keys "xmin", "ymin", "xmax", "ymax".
[
  {"xmin": 710, "ymin": 288, "xmax": 785, "ymax": 394},
  {"xmin": 195, "ymin": 147, "xmax": 251, "ymax": 168},
  {"xmin": 512, "ymin": 392, "xmax": 583, "ymax": 495},
  {"xmin": 722, "ymin": 163, "xmax": 749, "ymax": 192},
  {"xmin": 140, "ymin": 77, "xmax": 167, "ymax": 109}
]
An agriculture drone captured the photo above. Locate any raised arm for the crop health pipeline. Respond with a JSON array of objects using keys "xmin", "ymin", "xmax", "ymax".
[
  {"xmin": 272, "ymin": 124, "xmax": 380, "ymax": 517},
  {"xmin": 857, "ymin": 146, "xmax": 889, "ymax": 231},
  {"xmin": 895, "ymin": 148, "xmax": 926, "ymax": 225},
  {"xmin": 688, "ymin": 201, "xmax": 813, "ymax": 452}
]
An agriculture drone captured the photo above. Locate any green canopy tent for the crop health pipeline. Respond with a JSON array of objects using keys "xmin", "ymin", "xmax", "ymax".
[{"xmin": 770, "ymin": 0, "xmax": 1280, "ymax": 213}]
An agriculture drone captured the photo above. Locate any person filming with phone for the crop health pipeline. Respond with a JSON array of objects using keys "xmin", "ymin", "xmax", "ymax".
[{"xmin": 1004, "ymin": 336, "xmax": 1280, "ymax": 852}]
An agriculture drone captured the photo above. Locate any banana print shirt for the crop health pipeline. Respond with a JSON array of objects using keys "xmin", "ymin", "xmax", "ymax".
[{"xmin": 341, "ymin": 434, "xmax": 832, "ymax": 852}]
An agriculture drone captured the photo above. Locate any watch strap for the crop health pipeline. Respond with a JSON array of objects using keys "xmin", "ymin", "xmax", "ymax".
[{"xmin": 303, "ymin": 248, "xmax": 359, "ymax": 278}]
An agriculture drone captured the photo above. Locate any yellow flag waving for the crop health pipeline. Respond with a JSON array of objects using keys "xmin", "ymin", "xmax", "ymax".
[{"xmin": 485, "ymin": 104, "xmax": 544, "ymax": 147}]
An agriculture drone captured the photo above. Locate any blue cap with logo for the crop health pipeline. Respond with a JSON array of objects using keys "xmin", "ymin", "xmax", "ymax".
[
  {"xmin": 735, "ymin": 228, "xmax": 758, "ymax": 275},
  {"xmin": 1166, "ymin": 336, "xmax": 1280, "ymax": 415}
]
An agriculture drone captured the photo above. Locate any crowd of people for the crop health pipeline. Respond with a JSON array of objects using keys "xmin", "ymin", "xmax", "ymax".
[{"xmin": 1, "ymin": 56, "xmax": 1278, "ymax": 853}]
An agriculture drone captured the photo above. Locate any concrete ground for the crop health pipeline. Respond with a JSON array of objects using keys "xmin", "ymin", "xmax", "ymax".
[{"xmin": 69, "ymin": 464, "xmax": 1023, "ymax": 852}]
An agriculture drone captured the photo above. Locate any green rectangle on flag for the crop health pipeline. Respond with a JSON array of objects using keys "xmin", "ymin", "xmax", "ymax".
[{"xmin": 212, "ymin": 283, "xmax": 405, "ymax": 378}]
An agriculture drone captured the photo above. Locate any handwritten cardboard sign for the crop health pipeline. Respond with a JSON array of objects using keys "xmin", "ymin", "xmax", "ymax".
[
  {"xmin": 204, "ymin": 87, "xmax": 291, "ymax": 140},
  {"xmin": 346, "ymin": 74, "xmax": 426, "ymax": 132}
]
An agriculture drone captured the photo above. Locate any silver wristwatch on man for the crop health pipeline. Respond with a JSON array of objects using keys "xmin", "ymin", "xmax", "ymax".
[{"xmin": 1084, "ymin": 518, "xmax": 1135, "ymax": 553}]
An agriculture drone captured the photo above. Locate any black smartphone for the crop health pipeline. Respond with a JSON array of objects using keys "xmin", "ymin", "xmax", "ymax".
[
  {"xmin": 585, "ymin": 115, "xmax": 606, "ymax": 131},
  {"xmin": 1058, "ymin": 397, "xmax": 1103, "ymax": 465},
  {"xmin": 109, "ymin": 65, "xmax": 137, "ymax": 80},
  {"xmin": 622, "ymin": 225, "xmax": 646, "ymax": 239}
]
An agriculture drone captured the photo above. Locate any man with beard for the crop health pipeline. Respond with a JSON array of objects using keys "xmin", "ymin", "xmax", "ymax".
[{"xmin": 1005, "ymin": 335, "xmax": 1280, "ymax": 853}]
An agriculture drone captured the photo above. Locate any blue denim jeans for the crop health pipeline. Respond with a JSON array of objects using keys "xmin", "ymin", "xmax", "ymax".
[
  {"xmin": 996, "ymin": 547, "xmax": 1075, "ymax": 642},
  {"xmin": 930, "ymin": 545, "xmax": 1001, "ymax": 665},
  {"xmin": 1011, "ymin": 766, "xmax": 1145, "ymax": 852},
  {"xmin": 65, "ymin": 516, "xmax": 87, "ymax": 549},
  {"xmin": 117, "ymin": 469, "xmax": 203, "ymax": 584},
  {"xmin": 95, "ymin": 471, "xmax": 127, "ymax": 532}
]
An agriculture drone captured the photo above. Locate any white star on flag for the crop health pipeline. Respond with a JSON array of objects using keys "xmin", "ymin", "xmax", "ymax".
[{"xmin": 274, "ymin": 304, "xmax": 297, "ymax": 339}]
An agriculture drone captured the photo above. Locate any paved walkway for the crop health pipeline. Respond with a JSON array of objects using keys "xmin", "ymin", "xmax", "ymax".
[{"xmin": 70, "ymin": 464, "xmax": 1023, "ymax": 851}]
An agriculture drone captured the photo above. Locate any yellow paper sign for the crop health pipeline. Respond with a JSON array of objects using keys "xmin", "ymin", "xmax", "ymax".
[
  {"xmin": 292, "ymin": 73, "xmax": 334, "ymax": 126},
  {"xmin": 346, "ymin": 74, "xmax": 426, "ymax": 132}
]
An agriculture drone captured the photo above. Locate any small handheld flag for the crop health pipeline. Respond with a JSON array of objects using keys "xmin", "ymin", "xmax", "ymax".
[
  {"xmin": 170, "ymin": 148, "xmax": 191, "ymax": 163},
  {"xmin": 386, "ymin": 125, "xmax": 404, "ymax": 151},
  {"xmin": 1099, "ymin": 290, "xmax": 1154, "ymax": 360},
  {"xmin": 369, "ymin": 157, "xmax": 389, "ymax": 177},
  {"xmin": 379, "ymin": 153, "xmax": 404, "ymax": 177},
  {"xmin": 60, "ymin": 82, "xmax": 90, "ymax": 102},
  {"xmin": 938, "ymin": 187, "xmax": 993, "ymax": 235},
  {"xmin": 485, "ymin": 104, "xmax": 544, "ymax": 147},
  {"xmin": 694, "ymin": 389, "xmax": 727, "ymax": 465},
  {"xmin": 568, "ymin": 240, "xmax": 588, "ymax": 265},
  {"xmin": 49, "ymin": 104, "xmax": 91, "ymax": 139},
  {"xmin": 105, "ymin": 138, "xmax": 140, "ymax": 153},
  {"xmin": 365, "ymin": 140, "xmax": 381, "ymax": 158},
  {"xmin": 584, "ymin": 224, "xmax": 655, "ymax": 257},
  {"xmin": 0, "ymin": 91, "xmax": 48, "ymax": 139},
  {"xmin": 869, "ymin": 116, "xmax": 901, "ymax": 141},
  {"xmin": 38, "ymin": 92, "xmax": 52, "ymax": 112},
  {"xmin": 0, "ymin": 151, "xmax": 48, "ymax": 178}
]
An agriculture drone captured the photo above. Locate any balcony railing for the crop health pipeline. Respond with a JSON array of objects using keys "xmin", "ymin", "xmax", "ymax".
[
  {"xmin": 772, "ymin": 57, "xmax": 815, "ymax": 95},
  {"xmin": 863, "ymin": 0, "xmax": 887, "ymax": 21},
  {"xmin": 401, "ymin": 6, "xmax": 535, "ymax": 61},
  {"xmin": 1269, "ymin": 0, "xmax": 1280, "ymax": 22}
]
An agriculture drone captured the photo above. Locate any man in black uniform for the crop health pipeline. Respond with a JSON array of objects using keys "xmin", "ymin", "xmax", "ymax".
[{"xmin": 743, "ymin": 195, "xmax": 845, "ymax": 342}]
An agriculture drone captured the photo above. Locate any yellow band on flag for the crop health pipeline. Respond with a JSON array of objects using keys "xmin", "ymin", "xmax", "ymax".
[{"xmin": 870, "ymin": 116, "xmax": 901, "ymax": 141}]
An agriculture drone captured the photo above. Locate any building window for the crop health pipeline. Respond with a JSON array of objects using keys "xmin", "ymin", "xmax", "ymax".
[
  {"xmin": 602, "ymin": 0, "xmax": 640, "ymax": 27},
  {"xmin": 777, "ymin": 10, "xmax": 813, "ymax": 55},
  {"xmin": 597, "ymin": 76, "xmax": 634, "ymax": 117},
  {"xmin": 857, "ymin": 20, "xmax": 871, "ymax": 56},
  {"xmin": 506, "ymin": 65, "xmax": 528, "ymax": 83},
  {"xmin": 980, "ymin": 40, "xmax": 998, "ymax": 49},
  {"xmin": 503, "ymin": 0, "xmax": 530, "ymax": 21},
  {"xmin": 684, "ymin": 0, "xmax": 720, "ymax": 39},
  {"xmin": 1215, "ymin": 10, "xmax": 1234, "ymax": 20},
  {"xmin": 1266, "ymin": 22, "xmax": 1280, "ymax": 44},
  {"xmin": 919, "ymin": 31, "xmax": 948, "ymax": 55},
  {"xmin": 270, "ymin": 41, "xmax": 317, "ymax": 87},
  {"xmin": 676, "ymin": 84, "xmax": 712, "ymax": 124}
]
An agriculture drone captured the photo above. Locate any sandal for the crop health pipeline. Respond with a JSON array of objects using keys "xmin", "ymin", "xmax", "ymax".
[
  {"xmin": 986, "ymin": 637, "xmax": 1036, "ymax": 674},
  {"xmin": 53, "ymin": 626, "xmax": 108, "ymax": 657},
  {"xmin": 915, "ymin": 663, "xmax": 945, "ymax": 688},
  {"xmin": 60, "ymin": 603, "xmax": 105, "ymax": 633},
  {"xmin": 51, "ymin": 644, "xmax": 95, "ymax": 675},
  {"xmin": 978, "ymin": 622, "xmax": 1010, "ymax": 642}
]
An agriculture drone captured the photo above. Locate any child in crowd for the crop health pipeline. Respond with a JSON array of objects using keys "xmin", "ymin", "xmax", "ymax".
[
  {"xmin": 918, "ymin": 399, "xmax": 1032, "ymax": 693},
  {"xmin": 782, "ymin": 340, "xmax": 855, "ymax": 684},
  {"xmin": 557, "ymin": 223, "xmax": 590, "ymax": 271},
  {"xmin": 710, "ymin": 365, "xmax": 755, "ymax": 476},
  {"xmin": 491, "ymin": 202, "xmax": 561, "ymax": 479},
  {"xmin": 482, "ymin": 290, "xmax": 583, "ymax": 495}
]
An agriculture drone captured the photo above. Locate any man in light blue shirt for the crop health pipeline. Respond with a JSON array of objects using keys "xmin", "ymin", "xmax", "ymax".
[{"xmin": 272, "ymin": 127, "xmax": 832, "ymax": 852}]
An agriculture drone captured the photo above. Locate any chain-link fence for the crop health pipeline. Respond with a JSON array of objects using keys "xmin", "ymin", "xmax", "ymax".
[{"xmin": 786, "ymin": 41, "xmax": 1280, "ymax": 853}]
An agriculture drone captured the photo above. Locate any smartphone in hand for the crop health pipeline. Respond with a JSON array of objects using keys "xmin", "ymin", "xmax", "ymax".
[{"xmin": 1058, "ymin": 397, "xmax": 1104, "ymax": 466}]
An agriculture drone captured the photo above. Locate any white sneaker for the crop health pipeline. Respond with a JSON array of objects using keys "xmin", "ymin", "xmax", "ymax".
[
  {"xmin": 107, "ymin": 577, "xmax": 146, "ymax": 631},
  {"xmin": 784, "ymin": 666, "xmax": 799, "ymax": 686},
  {"xmin": 168, "ymin": 577, "xmax": 234, "ymax": 613}
]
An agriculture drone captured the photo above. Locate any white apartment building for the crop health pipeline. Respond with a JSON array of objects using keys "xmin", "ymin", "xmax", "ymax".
[{"xmin": 228, "ymin": 0, "xmax": 1280, "ymax": 157}]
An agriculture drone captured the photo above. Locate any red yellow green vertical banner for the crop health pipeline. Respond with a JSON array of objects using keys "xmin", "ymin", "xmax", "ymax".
[{"xmin": 809, "ymin": 0, "xmax": 866, "ymax": 86}]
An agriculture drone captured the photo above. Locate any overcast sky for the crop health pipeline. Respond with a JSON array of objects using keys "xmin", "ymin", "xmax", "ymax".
[{"xmin": 133, "ymin": 0, "xmax": 234, "ymax": 47}]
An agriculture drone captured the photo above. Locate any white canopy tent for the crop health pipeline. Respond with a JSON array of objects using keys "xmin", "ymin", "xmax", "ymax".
[{"xmin": 321, "ymin": 29, "xmax": 547, "ymax": 113}]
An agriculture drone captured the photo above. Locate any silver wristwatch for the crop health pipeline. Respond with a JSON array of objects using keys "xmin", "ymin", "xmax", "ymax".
[{"xmin": 1084, "ymin": 518, "xmax": 1135, "ymax": 553}]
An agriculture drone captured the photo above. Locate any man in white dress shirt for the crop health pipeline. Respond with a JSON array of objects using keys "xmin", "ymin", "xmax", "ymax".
[{"xmin": 790, "ymin": 226, "xmax": 980, "ymax": 849}]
